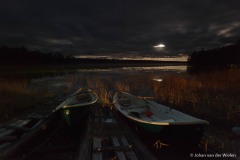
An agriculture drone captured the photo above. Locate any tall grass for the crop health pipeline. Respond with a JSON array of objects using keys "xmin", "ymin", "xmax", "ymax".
[
  {"xmin": 153, "ymin": 69, "xmax": 240, "ymax": 126},
  {"xmin": 0, "ymin": 79, "xmax": 54, "ymax": 122},
  {"xmin": 86, "ymin": 77, "xmax": 112, "ymax": 104},
  {"xmin": 85, "ymin": 75, "xmax": 154, "ymax": 104}
]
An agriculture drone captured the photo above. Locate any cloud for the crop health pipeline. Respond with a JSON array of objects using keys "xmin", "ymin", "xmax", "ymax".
[
  {"xmin": 0, "ymin": 0, "xmax": 240, "ymax": 57},
  {"xmin": 40, "ymin": 38, "xmax": 73, "ymax": 45}
]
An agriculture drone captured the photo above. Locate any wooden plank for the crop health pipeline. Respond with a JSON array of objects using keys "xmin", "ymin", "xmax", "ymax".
[
  {"xmin": 4, "ymin": 119, "xmax": 32, "ymax": 132},
  {"xmin": 31, "ymin": 119, "xmax": 44, "ymax": 129},
  {"xmin": 28, "ymin": 113, "xmax": 48, "ymax": 119},
  {"xmin": 112, "ymin": 137, "xmax": 120, "ymax": 146},
  {"xmin": 78, "ymin": 105, "xmax": 157, "ymax": 160},
  {"xmin": 5, "ymin": 125, "xmax": 31, "ymax": 132},
  {"xmin": 27, "ymin": 112, "xmax": 37, "ymax": 118},
  {"xmin": 120, "ymin": 137, "xmax": 138, "ymax": 160},
  {"xmin": 0, "ymin": 129, "xmax": 14, "ymax": 136},
  {"xmin": 115, "ymin": 150, "xmax": 127, "ymax": 159},
  {"xmin": 19, "ymin": 119, "xmax": 31, "ymax": 126},
  {"xmin": 100, "ymin": 111, "xmax": 103, "ymax": 117},
  {"xmin": 95, "ymin": 111, "xmax": 99, "ymax": 117},
  {"xmin": 116, "ymin": 118, "xmax": 157, "ymax": 160},
  {"xmin": 0, "ymin": 135, "xmax": 17, "ymax": 142},
  {"xmin": 0, "ymin": 143, "xmax": 10, "ymax": 150},
  {"xmin": 95, "ymin": 117, "xmax": 99, "ymax": 123},
  {"xmin": 92, "ymin": 145, "xmax": 131, "ymax": 152},
  {"xmin": 93, "ymin": 138, "xmax": 101, "ymax": 150},
  {"xmin": 76, "ymin": 109, "xmax": 94, "ymax": 160},
  {"xmin": 92, "ymin": 152, "xmax": 102, "ymax": 160},
  {"xmin": 0, "ymin": 128, "xmax": 6, "ymax": 133},
  {"xmin": 92, "ymin": 138, "xmax": 102, "ymax": 160},
  {"xmin": 28, "ymin": 114, "xmax": 47, "ymax": 120},
  {"xmin": 9, "ymin": 119, "xmax": 31, "ymax": 127},
  {"xmin": 125, "ymin": 152, "xmax": 138, "ymax": 160},
  {"xmin": 32, "ymin": 114, "xmax": 41, "ymax": 119},
  {"xmin": 120, "ymin": 137, "xmax": 129, "ymax": 146},
  {"xmin": 8, "ymin": 120, "xmax": 22, "ymax": 126},
  {"xmin": 112, "ymin": 137, "xmax": 127, "ymax": 160}
]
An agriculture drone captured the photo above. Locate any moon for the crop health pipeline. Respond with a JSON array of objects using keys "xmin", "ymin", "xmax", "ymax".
[{"xmin": 153, "ymin": 44, "xmax": 165, "ymax": 48}]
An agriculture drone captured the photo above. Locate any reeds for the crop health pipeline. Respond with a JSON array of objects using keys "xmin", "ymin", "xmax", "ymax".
[
  {"xmin": 153, "ymin": 69, "xmax": 240, "ymax": 126},
  {"xmin": 0, "ymin": 79, "xmax": 54, "ymax": 122},
  {"xmin": 85, "ymin": 75, "xmax": 154, "ymax": 104},
  {"xmin": 86, "ymin": 77, "xmax": 112, "ymax": 104}
]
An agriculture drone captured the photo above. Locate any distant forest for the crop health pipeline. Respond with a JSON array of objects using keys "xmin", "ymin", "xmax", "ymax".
[
  {"xmin": 0, "ymin": 46, "xmax": 75, "ymax": 66},
  {"xmin": 1, "ymin": 42, "xmax": 240, "ymax": 67},
  {"xmin": 0, "ymin": 45, "xmax": 185, "ymax": 67},
  {"xmin": 188, "ymin": 41, "xmax": 240, "ymax": 66}
]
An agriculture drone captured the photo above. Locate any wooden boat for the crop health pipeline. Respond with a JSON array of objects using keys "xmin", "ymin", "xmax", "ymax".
[
  {"xmin": 55, "ymin": 88, "xmax": 98, "ymax": 127},
  {"xmin": 113, "ymin": 91, "xmax": 209, "ymax": 146}
]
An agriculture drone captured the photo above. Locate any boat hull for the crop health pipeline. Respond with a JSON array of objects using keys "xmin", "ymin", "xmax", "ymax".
[
  {"xmin": 56, "ymin": 88, "xmax": 98, "ymax": 127},
  {"xmin": 62, "ymin": 105, "xmax": 92, "ymax": 127},
  {"xmin": 125, "ymin": 114, "xmax": 206, "ymax": 146}
]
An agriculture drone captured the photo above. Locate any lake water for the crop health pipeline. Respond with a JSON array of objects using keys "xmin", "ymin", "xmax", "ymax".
[{"xmin": 28, "ymin": 65, "xmax": 187, "ymax": 99}]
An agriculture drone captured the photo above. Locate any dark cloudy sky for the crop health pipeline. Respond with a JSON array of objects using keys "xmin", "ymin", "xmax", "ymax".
[{"xmin": 0, "ymin": 0, "xmax": 240, "ymax": 58}]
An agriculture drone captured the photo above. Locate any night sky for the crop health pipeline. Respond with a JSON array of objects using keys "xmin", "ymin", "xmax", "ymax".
[{"xmin": 1, "ymin": 0, "xmax": 240, "ymax": 59}]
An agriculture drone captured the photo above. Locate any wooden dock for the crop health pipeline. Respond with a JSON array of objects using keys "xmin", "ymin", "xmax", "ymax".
[
  {"xmin": 0, "ymin": 101, "xmax": 219, "ymax": 160},
  {"xmin": 76, "ymin": 105, "xmax": 157, "ymax": 160}
]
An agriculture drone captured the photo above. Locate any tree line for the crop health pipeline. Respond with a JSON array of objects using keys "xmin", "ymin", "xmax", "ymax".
[
  {"xmin": 188, "ymin": 41, "xmax": 240, "ymax": 66},
  {"xmin": 0, "ymin": 45, "xmax": 186, "ymax": 67},
  {"xmin": 0, "ymin": 46, "xmax": 75, "ymax": 66}
]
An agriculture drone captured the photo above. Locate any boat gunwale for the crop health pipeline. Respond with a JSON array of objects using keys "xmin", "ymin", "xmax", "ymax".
[
  {"xmin": 53, "ymin": 88, "xmax": 98, "ymax": 112},
  {"xmin": 63, "ymin": 90, "xmax": 98, "ymax": 108}
]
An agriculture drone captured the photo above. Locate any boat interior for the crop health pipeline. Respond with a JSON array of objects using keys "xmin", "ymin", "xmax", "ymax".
[
  {"xmin": 69, "ymin": 93, "xmax": 92, "ymax": 105},
  {"xmin": 76, "ymin": 93, "xmax": 92, "ymax": 102},
  {"xmin": 116, "ymin": 94, "xmax": 208, "ymax": 124},
  {"xmin": 117, "ymin": 98, "xmax": 175, "ymax": 123}
]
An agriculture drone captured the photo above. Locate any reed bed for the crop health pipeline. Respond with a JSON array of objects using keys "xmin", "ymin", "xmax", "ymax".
[
  {"xmin": 153, "ymin": 69, "xmax": 240, "ymax": 126},
  {"xmin": 86, "ymin": 77, "xmax": 112, "ymax": 104},
  {"xmin": 0, "ymin": 79, "xmax": 54, "ymax": 122}
]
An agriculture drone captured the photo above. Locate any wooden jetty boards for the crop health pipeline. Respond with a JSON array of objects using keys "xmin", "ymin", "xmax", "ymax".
[
  {"xmin": 92, "ymin": 138, "xmax": 102, "ymax": 160},
  {"xmin": 0, "ymin": 113, "xmax": 47, "ymax": 141},
  {"xmin": 0, "ymin": 119, "xmax": 31, "ymax": 139},
  {"xmin": 112, "ymin": 137, "xmax": 127, "ymax": 160},
  {"xmin": 92, "ymin": 153, "xmax": 102, "ymax": 160},
  {"xmin": 76, "ymin": 105, "xmax": 157, "ymax": 160},
  {"xmin": 120, "ymin": 137, "xmax": 138, "ymax": 160}
]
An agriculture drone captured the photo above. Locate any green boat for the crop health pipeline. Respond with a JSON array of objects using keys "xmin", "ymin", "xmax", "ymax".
[
  {"xmin": 55, "ymin": 88, "xmax": 98, "ymax": 127},
  {"xmin": 113, "ymin": 91, "xmax": 209, "ymax": 145}
]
